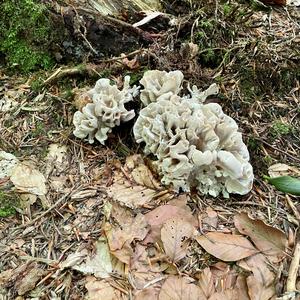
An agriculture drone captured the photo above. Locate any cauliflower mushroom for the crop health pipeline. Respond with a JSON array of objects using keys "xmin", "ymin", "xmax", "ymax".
[
  {"xmin": 73, "ymin": 76, "xmax": 137, "ymax": 144},
  {"xmin": 133, "ymin": 86, "xmax": 253, "ymax": 197}
]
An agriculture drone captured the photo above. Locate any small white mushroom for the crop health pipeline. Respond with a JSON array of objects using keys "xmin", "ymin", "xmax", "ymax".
[
  {"xmin": 139, "ymin": 70, "xmax": 184, "ymax": 105},
  {"xmin": 73, "ymin": 76, "xmax": 136, "ymax": 144}
]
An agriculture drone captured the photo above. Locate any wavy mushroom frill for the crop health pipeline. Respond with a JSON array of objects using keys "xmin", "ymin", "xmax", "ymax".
[
  {"xmin": 73, "ymin": 76, "xmax": 137, "ymax": 144},
  {"xmin": 139, "ymin": 70, "xmax": 184, "ymax": 106},
  {"xmin": 133, "ymin": 95, "xmax": 253, "ymax": 197}
]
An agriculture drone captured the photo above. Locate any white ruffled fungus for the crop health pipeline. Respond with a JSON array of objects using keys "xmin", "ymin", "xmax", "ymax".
[
  {"xmin": 133, "ymin": 84, "xmax": 253, "ymax": 197},
  {"xmin": 73, "ymin": 76, "xmax": 138, "ymax": 144},
  {"xmin": 139, "ymin": 70, "xmax": 184, "ymax": 106}
]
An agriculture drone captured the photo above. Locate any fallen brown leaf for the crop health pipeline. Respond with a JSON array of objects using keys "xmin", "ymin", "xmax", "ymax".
[
  {"xmin": 134, "ymin": 287, "xmax": 160, "ymax": 300},
  {"xmin": 106, "ymin": 155, "xmax": 172, "ymax": 208},
  {"xmin": 161, "ymin": 217, "xmax": 196, "ymax": 262},
  {"xmin": 196, "ymin": 232, "xmax": 258, "ymax": 261},
  {"xmin": 198, "ymin": 268, "xmax": 215, "ymax": 298},
  {"xmin": 208, "ymin": 289, "xmax": 238, "ymax": 300},
  {"xmin": 235, "ymin": 275, "xmax": 250, "ymax": 300},
  {"xmin": 159, "ymin": 276, "xmax": 205, "ymax": 300},
  {"xmin": 104, "ymin": 214, "xmax": 149, "ymax": 264},
  {"xmin": 234, "ymin": 212, "xmax": 287, "ymax": 262},
  {"xmin": 144, "ymin": 204, "xmax": 197, "ymax": 244},
  {"xmin": 85, "ymin": 277, "xmax": 123, "ymax": 300},
  {"xmin": 15, "ymin": 266, "xmax": 46, "ymax": 296},
  {"xmin": 201, "ymin": 207, "xmax": 218, "ymax": 229},
  {"xmin": 238, "ymin": 253, "xmax": 276, "ymax": 300}
]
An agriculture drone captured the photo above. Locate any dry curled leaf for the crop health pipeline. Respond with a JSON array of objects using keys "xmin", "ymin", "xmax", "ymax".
[
  {"xmin": 15, "ymin": 266, "xmax": 46, "ymax": 296},
  {"xmin": 85, "ymin": 277, "xmax": 123, "ymax": 300},
  {"xmin": 161, "ymin": 217, "xmax": 196, "ymax": 262},
  {"xmin": 105, "ymin": 214, "xmax": 149, "ymax": 264},
  {"xmin": 144, "ymin": 204, "xmax": 197, "ymax": 244},
  {"xmin": 159, "ymin": 276, "xmax": 205, "ymax": 300},
  {"xmin": 268, "ymin": 163, "xmax": 300, "ymax": 178},
  {"xmin": 10, "ymin": 161, "xmax": 47, "ymax": 196},
  {"xmin": 196, "ymin": 232, "xmax": 258, "ymax": 262},
  {"xmin": 238, "ymin": 253, "xmax": 276, "ymax": 300},
  {"xmin": 234, "ymin": 212, "xmax": 287, "ymax": 262},
  {"xmin": 198, "ymin": 268, "xmax": 215, "ymax": 298},
  {"xmin": 72, "ymin": 238, "xmax": 112, "ymax": 278}
]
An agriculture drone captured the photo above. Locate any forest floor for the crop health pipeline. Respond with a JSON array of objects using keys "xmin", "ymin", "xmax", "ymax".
[{"xmin": 0, "ymin": 1, "xmax": 300, "ymax": 299}]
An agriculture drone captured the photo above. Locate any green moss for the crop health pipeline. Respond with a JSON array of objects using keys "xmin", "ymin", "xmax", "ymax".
[
  {"xmin": 0, "ymin": 191, "xmax": 17, "ymax": 218},
  {"xmin": 30, "ymin": 121, "xmax": 47, "ymax": 138},
  {"xmin": 271, "ymin": 121, "xmax": 293, "ymax": 137},
  {"xmin": 263, "ymin": 155, "xmax": 273, "ymax": 166},
  {"xmin": 0, "ymin": 0, "xmax": 54, "ymax": 73},
  {"xmin": 222, "ymin": 3, "xmax": 233, "ymax": 16}
]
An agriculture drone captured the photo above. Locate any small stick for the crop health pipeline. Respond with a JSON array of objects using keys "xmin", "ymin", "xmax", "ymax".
[
  {"xmin": 286, "ymin": 241, "xmax": 300, "ymax": 292},
  {"xmin": 17, "ymin": 192, "xmax": 72, "ymax": 229}
]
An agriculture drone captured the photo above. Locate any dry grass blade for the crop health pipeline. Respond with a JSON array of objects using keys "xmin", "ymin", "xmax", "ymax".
[
  {"xmin": 234, "ymin": 212, "xmax": 287, "ymax": 262},
  {"xmin": 196, "ymin": 232, "xmax": 258, "ymax": 262}
]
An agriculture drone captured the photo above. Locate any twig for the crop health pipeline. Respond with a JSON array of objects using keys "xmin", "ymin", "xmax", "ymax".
[
  {"xmin": 43, "ymin": 49, "xmax": 145, "ymax": 86},
  {"xmin": 17, "ymin": 192, "xmax": 72, "ymax": 229},
  {"xmin": 286, "ymin": 240, "xmax": 300, "ymax": 292},
  {"xmin": 255, "ymin": 137, "xmax": 300, "ymax": 163}
]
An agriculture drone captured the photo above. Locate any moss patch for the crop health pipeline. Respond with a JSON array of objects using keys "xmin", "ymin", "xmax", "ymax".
[
  {"xmin": 0, "ymin": 191, "xmax": 18, "ymax": 218},
  {"xmin": 0, "ymin": 0, "xmax": 54, "ymax": 73}
]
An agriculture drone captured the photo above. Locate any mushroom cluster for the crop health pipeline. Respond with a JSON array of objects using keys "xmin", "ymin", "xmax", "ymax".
[
  {"xmin": 73, "ymin": 76, "xmax": 137, "ymax": 144},
  {"xmin": 72, "ymin": 70, "xmax": 253, "ymax": 197},
  {"xmin": 133, "ymin": 70, "xmax": 253, "ymax": 197}
]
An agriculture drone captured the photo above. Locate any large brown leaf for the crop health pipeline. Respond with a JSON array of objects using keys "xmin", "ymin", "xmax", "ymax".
[
  {"xmin": 161, "ymin": 218, "xmax": 196, "ymax": 262},
  {"xmin": 238, "ymin": 253, "xmax": 276, "ymax": 300},
  {"xmin": 159, "ymin": 276, "xmax": 205, "ymax": 300},
  {"xmin": 144, "ymin": 204, "xmax": 197, "ymax": 244},
  {"xmin": 234, "ymin": 212, "xmax": 287, "ymax": 262},
  {"xmin": 198, "ymin": 268, "xmax": 215, "ymax": 298},
  {"xmin": 196, "ymin": 232, "xmax": 258, "ymax": 261},
  {"xmin": 106, "ymin": 156, "xmax": 172, "ymax": 209},
  {"xmin": 85, "ymin": 277, "xmax": 123, "ymax": 300}
]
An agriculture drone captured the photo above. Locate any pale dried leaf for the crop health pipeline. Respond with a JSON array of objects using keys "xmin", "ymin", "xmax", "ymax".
[
  {"xmin": 238, "ymin": 254, "xmax": 275, "ymax": 288},
  {"xmin": 238, "ymin": 254, "xmax": 276, "ymax": 300},
  {"xmin": 159, "ymin": 276, "xmax": 205, "ymax": 300},
  {"xmin": 107, "ymin": 214, "xmax": 149, "ymax": 251},
  {"xmin": 106, "ymin": 173, "xmax": 159, "ymax": 208},
  {"xmin": 235, "ymin": 275, "xmax": 250, "ymax": 300},
  {"xmin": 196, "ymin": 232, "xmax": 258, "ymax": 262},
  {"xmin": 202, "ymin": 207, "xmax": 218, "ymax": 229},
  {"xmin": 105, "ymin": 219, "xmax": 146, "ymax": 265},
  {"xmin": 246, "ymin": 275, "xmax": 276, "ymax": 300},
  {"xmin": 144, "ymin": 204, "xmax": 197, "ymax": 244},
  {"xmin": 134, "ymin": 287, "xmax": 160, "ymax": 300},
  {"xmin": 73, "ymin": 238, "xmax": 112, "ymax": 278},
  {"xmin": 208, "ymin": 289, "xmax": 238, "ymax": 300},
  {"xmin": 268, "ymin": 163, "xmax": 300, "ymax": 178},
  {"xmin": 198, "ymin": 268, "xmax": 215, "ymax": 298},
  {"xmin": 15, "ymin": 267, "xmax": 46, "ymax": 295},
  {"xmin": 161, "ymin": 218, "xmax": 196, "ymax": 262},
  {"xmin": 234, "ymin": 213, "xmax": 287, "ymax": 262},
  {"xmin": 46, "ymin": 144, "xmax": 67, "ymax": 164},
  {"xmin": 59, "ymin": 251, "xmax": 88, "ymax": 270},
  {"xmin": 11, "ymin": 161, "xmax": 47, "ymax": 196},
  {"xmin": 131, "ymin": 164, "xmax": 161, "ymax": 190},
  {"xmin": 85, "ymin": 277, "xmax": 122, "ymax": 300}
]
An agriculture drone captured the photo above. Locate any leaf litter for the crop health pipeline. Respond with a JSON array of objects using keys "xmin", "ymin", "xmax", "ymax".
[{"xmin": 1, "ymin": 1, "xmax": 298, "ymax": 296}]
